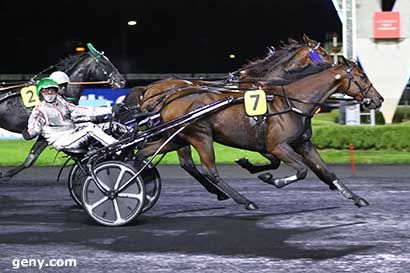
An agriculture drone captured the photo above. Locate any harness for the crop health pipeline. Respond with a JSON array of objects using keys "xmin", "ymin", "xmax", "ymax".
[
  {"xmin": 0, "ymin": 90, "xmax": 20, "ymax": 104},
  {"xmin": 345, "ymin": 67, "xmax": 373, "ymax": 103}
]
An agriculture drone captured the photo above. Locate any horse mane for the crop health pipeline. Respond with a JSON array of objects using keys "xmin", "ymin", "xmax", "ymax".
[
  {"xmin": 54, "ymin": 52, "xmax": 108, "ymax": 82},
  {"xmin": 266, "ymin": 63, "xmax": 333, "ymax": 86},
  {"xmin": 240, "ymin": 39, "xmax": 302, "ymax": 77},
  {"xmin": 55, "ymin": 53, "xmax": 90, "ymax": 73}
]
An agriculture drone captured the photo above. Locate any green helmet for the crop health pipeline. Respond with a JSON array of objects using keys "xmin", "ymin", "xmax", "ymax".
[{"xmin": 36, "ymin": 78, "xmax": 59, "ymax": 96}]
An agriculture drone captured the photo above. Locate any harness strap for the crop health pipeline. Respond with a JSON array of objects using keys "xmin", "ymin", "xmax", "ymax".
[
  {"xmin": 0, "ymin": 82, "xmax": 32, "ymax": 92},
  {"xmin": 0, "ymin": 90, "xmax": 20, "ymax": 104},
  {"xmin": 69, "ymin": 80, "xmax": 110, "ymax": 85},
  {"xmin": 62, "ymin": 96, "xmax": 79, "ymax": 105},
  {"xmin": 143, "ymin": 86, "xmax": 188, "ymax": 110},
  {"xmin": 257, "ymin": 116, "xmax": 267, "ymax": 152},
  {"xmin": 146, "ymin": 87, "xmax": 222, "ymax": 113}
]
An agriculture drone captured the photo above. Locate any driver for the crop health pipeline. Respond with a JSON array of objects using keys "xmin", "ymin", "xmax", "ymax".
[
  {"xmin": 49, "ymin": 70, "xmax": 80, "ymax": 104},
  {"xmin": 49, "ymin": 71, "xmax": 70, "ymax": 94},
  {"xmin": 22, "ymin": 77, "xmax": 118, "ymax": 151}
]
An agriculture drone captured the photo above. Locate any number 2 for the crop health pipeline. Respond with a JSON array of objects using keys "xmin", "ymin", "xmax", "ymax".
[{"xmin": 26, "ymin": 90, "xmax": 35, "ymax": 103}]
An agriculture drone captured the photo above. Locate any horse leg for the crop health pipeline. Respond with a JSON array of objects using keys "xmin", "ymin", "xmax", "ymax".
[
  {"xmin": 186, "ymin": 136, "xmax": 258, "ymax": 210},
  {"xmin": 235, "ymin": 153, "xmax": 280, "ymax": 174},
  {"xmin": 295, "ymin": 141, "xmax": 369, "ymax": 208},
  {"xmin": 257, "ymin": 143, "xmax": 308, "ymax": 188},
  {"xmin": 177, "ymin": 146, "xmax": 229, "ymax": 201},
  {"xmin": 0, "ymin": 137, "xmax": 48, "ymax": 180}
]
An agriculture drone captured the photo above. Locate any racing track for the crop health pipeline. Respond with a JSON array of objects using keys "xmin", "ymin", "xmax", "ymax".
[{"xmin": 0, "ymin": 164, "xmax": 409, "ymax": 272}]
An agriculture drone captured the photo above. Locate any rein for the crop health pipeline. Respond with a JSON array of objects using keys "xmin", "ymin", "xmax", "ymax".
[
  {"xmin": 0, "ymin": 63, "xmax": 56, "ymax": 92},
  {"xmin": 0, "ymin": 80, "xmax": 112, "ymax": 93},
  {"xmin": 0, "ymin": 82, "xmax": 33, "ymax": 92},
  {"xmin": 30, "ymin": 64, "xmax": 55, "ymax": 82},
  {"xmin": 69, "ymin": 80, "xmax": 110, "ymax": 85},
  {"xmin": 264, "ymin": 86, "xmax": 318, "ymax": 118},
  {"xmin": 140, "ymin": 79, "xmax": 326, "ymax": 119}
]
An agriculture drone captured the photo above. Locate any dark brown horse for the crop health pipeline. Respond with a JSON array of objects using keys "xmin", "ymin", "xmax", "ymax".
[
  {"xmin": 124, "ymin": 35, "xmax": 331, "ymax": 112},
  {"xmin": 122, "ymin": 35, "xmax": 334, "ymax": 201},
  {"xmin": 138, "ymin": 59, "xmax": 383, "ymax": 210}
]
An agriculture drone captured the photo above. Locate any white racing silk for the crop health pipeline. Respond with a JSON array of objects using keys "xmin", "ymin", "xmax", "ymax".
[{"xmin": 26, "ymin": 95, "xmax": 116, "ymax": 150}]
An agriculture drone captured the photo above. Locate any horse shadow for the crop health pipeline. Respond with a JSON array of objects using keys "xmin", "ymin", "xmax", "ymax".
[{"xmin": 0, "ymin": 196, "xmax": 373, "ymax": 260}]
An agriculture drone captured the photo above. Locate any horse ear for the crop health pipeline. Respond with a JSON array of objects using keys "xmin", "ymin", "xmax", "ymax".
[
  {"xmin": 302, "ymin": 34, "xmax": 316, "ymax": 47},
  {"xmin": 340, "ymin": 56, "xmax": 347, "ymax": 65}
]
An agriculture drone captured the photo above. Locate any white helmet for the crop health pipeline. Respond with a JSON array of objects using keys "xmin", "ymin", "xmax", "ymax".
[{"xmin": 49, "ymin": 71, "xmax": 70, "ymax": 85}]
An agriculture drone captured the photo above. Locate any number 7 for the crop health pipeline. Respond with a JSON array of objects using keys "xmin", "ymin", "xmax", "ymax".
[{"xmin": 250, "ymin": 94, "xmax": 260, "ymax": 111}]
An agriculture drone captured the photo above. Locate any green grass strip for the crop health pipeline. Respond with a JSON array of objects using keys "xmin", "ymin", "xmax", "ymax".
[{"xmin": 1, "ymin": 140, "xmax": 410, "ymax": 166}]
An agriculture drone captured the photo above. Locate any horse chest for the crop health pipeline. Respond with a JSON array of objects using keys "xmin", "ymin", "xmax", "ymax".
[{"xmin": 267, "ymin": 114, "xmax": 308, "ymax": 141}]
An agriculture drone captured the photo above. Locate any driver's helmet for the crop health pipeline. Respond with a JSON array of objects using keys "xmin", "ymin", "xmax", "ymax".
[
  {"xmin": 49, "ymin": 71, "xmax": 70, "ymax": 85},
  {"xmin": 36, "ymin": 78, "xmax": 59, "ymax": 103}
]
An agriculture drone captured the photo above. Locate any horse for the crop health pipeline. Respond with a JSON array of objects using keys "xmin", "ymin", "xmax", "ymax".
[
  {"xmin": 122, "ymin": 35, "xmax": 334, "ymax": 201},
  {"xmin": 125, "ymin": 35, "xmax": 331, "ymax": 111},
  {"xmin": 0, "ymin": 44, "xmax": 126, "ymax": 179},
  {"xmin": 137, "ymin": 58, "xmax": 383, "ymax": 210}
]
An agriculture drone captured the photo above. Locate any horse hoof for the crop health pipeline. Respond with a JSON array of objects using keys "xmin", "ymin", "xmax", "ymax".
[
  {"xmin": 329, "ymin": 184, "xmax": 337, "ymax": 191},
  {"xmin": 217, "ymin": 193, "xmax": 229, "ymax": 201},
  {"xmin": 235, "ymin": 158, "xmax": 250, "ymax": 168},
  {"xmin": 258, "ymin": 173, "xmax": 272, "ymax": 183},
  {"xmin": 354, "ymin": 197, "xmax": 370, "ymax": 208},
  {"xmin": 245, "ymin": 202, "xmax": 259, "ymax": 211},
  {"xmin": 258, "ymin": 173, "xmax": 283, "ymax": 188}
]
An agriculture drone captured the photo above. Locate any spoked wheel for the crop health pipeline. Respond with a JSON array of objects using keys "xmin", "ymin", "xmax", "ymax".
[
  {"xmin": 68, "ymin": 164, "xmax": 87, "ymax": 206},
  {"xmin": 133, "ymin": 159, "xmax": 162, "ymax": 213},
  {"xmin": 82, "ymin": 161, "xmax": 146, "ymax": 226}
]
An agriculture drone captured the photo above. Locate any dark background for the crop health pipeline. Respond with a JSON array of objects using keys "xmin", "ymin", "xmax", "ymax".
[{"xmin": 0, "ymin": 0, "xmax": 396, "ymax": 74}]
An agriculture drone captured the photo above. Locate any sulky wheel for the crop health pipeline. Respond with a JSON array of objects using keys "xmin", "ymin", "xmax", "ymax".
[
  {"xmin": 82, "ymin": 161, "xmax": 145, "ymax": 226},
  {"xmin": 132, "ymin": 159, "xmax": 162, "ymax": 213},
  {"xmin": 68, "ymin": 164, "xmax": 87, "ymax": 206}
]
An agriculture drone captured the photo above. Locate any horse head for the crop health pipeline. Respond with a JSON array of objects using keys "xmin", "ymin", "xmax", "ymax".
[
  {"xmin": 55, "ymin": 43, "xmax": 125, "ymax": 88},
  {"xmin": 335, "ymin": 57, "xmax": 384, "ymax": 109},
  {"xmin": 238, "ymin": 35, "xmax": 333, "ymax": 82},
  {"xmin": 85, "ymin": 43, "xmax": 126, "ymax": 89},
  {"xmin": 53, "ymin": 43, "xmax": 126, "ymax": 103},
  {"xmin": 277, "ymin": 34, "xmax": 334, "ymax": 73}
]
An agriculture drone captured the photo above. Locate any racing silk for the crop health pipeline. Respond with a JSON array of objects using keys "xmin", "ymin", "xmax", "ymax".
[{"xmin": 26, "ymin": 95, "xmax": 113, "ymax": 149}]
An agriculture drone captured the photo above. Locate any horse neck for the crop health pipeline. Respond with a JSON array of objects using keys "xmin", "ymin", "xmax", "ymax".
[
  {"xmin": 281, "ymin": 68, "xmax": 342, "ymax": 113},
  {"xmin": 65, "ymin": 60, "xmax": 91, "ymax": 82},
  {"xmin": 59, "ymin": 57, "xmax": 92, "ymax": 101},
  {"xmin": 239, "ymin": 66, "xmax": 288, "ymax": 87}
]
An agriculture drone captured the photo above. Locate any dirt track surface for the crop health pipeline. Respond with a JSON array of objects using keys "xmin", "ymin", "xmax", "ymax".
[{"xmin": 0, "ymin": 164, "xmax": 409, "ymax": 272}]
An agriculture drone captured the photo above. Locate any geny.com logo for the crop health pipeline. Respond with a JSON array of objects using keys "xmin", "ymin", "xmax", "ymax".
[{"xmin": 12, "ymin": 258, "xmax": 77, "ymax": 270}]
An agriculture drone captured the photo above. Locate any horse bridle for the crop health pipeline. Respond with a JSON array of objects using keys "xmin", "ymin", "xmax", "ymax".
[
  {"xmin": 344, "ymin": 64, "xmax": 373, "ymax": 104},
  {"xmin": 89, "ymin": 53, "xmax": 123, "ymax": 88},
  {"xmin": 308, "ymin": 42, "xmax": 325, "ymax": 64}
]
